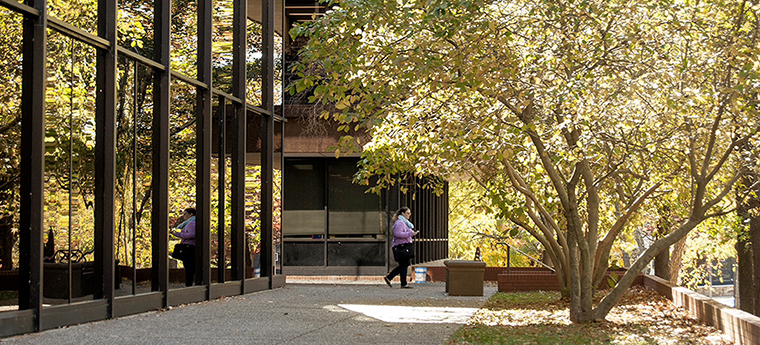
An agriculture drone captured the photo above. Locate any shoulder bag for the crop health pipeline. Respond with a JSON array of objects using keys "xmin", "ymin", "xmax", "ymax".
[{"xmin": 392, "ymin": 243, "xmax": 415, "ymax": 262}]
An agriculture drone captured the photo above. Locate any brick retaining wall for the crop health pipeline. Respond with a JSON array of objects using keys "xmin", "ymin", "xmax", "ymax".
[
  {"xmin": 644, "ymin": 275, "xmax": 760, "ymax": 345},
  {"xmin": 422, "ymin": 266, "xmax": 557, "ymax": 283},
  {"xmin": 496, "ymin": 269, "xmax": 641, "ymax": 292}
]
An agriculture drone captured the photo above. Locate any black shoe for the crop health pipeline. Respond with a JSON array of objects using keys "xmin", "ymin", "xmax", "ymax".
[
  {"xmin": 383, "ymin": 276, "xmax": 392, "ymax": 288},
  {"xmin": 400, "ymin": 285, "xmax": 413, "ymax": 289}
]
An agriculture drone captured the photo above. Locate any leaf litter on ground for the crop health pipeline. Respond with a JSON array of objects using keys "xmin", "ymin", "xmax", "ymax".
[{"xmin": 449, "ymin": 286, "xmax": 732, "ymax": 345}]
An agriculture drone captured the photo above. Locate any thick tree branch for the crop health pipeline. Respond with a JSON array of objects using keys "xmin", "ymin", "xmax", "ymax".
[
  {"xmin": 593, "ymin": 182, "xmax": 661, "ymax": 287},
  {"xmin": 503, "ymin": 158, "xmax": 569, "ymax": 252},
  {"xmin": 594, "ymin": 217, "xmax": 702, "ymax": 320}
]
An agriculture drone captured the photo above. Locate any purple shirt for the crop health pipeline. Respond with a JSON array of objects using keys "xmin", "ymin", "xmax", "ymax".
[
  {"xmin": 392, "ymin": 219, "xmax": 414, "ymax": 247},
  {"xmin": 174, "ymin": 219, "xmax": 196, "ymax": 246}
]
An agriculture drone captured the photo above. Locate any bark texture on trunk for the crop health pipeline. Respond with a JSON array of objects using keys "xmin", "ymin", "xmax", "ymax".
[
  {"xmin": 751, "ymin": 217, "xmax": 760, "ymax": 316},
  {"xmin": 654, "ymin": 250, "xmax": 670, "ymax": 281},
  {"xmin": 735, "ymin": 237, "xmax": 754, "ymax": 313},
  {"xmin": 669, "ymin": 237, "xmax": 687, "ymax": 284}
]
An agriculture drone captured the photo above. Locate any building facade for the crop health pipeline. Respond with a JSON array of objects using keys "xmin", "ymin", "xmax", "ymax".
[{"xmin": 0, "ymin": 0, "xmax": 284, "ymax": 337}]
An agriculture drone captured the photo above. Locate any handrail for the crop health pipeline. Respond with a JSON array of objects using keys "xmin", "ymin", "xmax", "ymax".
[{"xmin": 496, "ymin": 242, "xmax": 556, "ymax": 273}]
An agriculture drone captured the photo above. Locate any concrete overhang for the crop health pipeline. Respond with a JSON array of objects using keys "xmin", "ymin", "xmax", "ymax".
[
  {"xmin": 247, "ymin": 0, "xmax": 284, "ymax": 35},
  {"xmin": 247, "ymin": 0, "xmax": 328, "ymax": 36}
]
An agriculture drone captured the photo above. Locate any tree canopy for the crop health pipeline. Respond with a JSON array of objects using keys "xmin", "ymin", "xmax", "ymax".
[{"xmin": 292, "ymin": 0, "xmax": 760, "ymax": 322}]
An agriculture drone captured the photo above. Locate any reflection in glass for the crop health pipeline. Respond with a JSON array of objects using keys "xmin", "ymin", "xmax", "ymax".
[
  {"xmin": 170, "ymin": 0, "xmax": 198, "ymax": 78},
  {"xmin": 244, "ymin": 112, "xmax": 262, "ymax": 279},
  {"xmin": 168, "ymin": 80, "xmax": 197, "ymax": 288},
  {"xmin": 118, "ymin": 0, "xmax": 155, "ymax": 59},
  {"xmin": 274, "ymin": 34, "xmax": 283, "ymax": 106},
  {"xmin": 210, "ymin": 100, "xmax": 233, "ymax": 282},
  {"xmin": 115, "ymin": 56, "xmax": 154, "ymax": 295},
  {"xmin": 246, "ymin": 20, "xmax": 262, "ymax": 107},
  {"xmin": 47, "ymin": 0, "xmax": 97, "ymax": 35},
  {"xmin": 212, "ymin": 0, "xmax": 234, "ymax": 94},
  {"xmin": 273, "ymin": 122, "xmax": 283, "ymax": 274},
  {"xmin": 245, "ymin": 20, "xmax": 284, "ymax": 107},
  {"xmin": 0, "ymin": 9, "xmax": 23, "ymax": 312},
  {"xmin": 43, "ymin": 33, "xmax": 97, "ymax": 304}
]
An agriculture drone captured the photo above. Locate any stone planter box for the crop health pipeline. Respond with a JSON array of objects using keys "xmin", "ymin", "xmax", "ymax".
[{"xmin": 444, "ymin": 260, "xmax": 487, "ymax": 296}]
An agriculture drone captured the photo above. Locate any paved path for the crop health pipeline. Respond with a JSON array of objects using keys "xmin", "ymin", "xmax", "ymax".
[{"xmin": 1, "ymin": 282, "xmax": 497, "ymax": 345}]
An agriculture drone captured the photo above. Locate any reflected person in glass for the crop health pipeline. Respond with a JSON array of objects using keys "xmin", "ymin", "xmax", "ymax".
[{"xmin": 171, "ymin": 208, "xmax": 196, "ymax": 286}]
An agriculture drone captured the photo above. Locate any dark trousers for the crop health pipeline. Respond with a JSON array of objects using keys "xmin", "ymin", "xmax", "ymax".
[
  {"xmin": 387, "ymin": 257, "xmax": 411, "ymax": 287},
  {"xmin": 182, "ymin": 246, "xmax": 196, "ymax": 287}
]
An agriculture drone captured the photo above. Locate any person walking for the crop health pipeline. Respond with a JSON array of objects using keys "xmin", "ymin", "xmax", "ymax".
[
  {"xmin": 384, "ymin": 206, "xmax": 418, "ymax": 289},
  {"xmin": 171, "ymin": 208, "xmax": 196, "ymax": 287}
]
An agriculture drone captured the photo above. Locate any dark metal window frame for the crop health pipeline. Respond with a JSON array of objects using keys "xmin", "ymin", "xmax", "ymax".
[{"xmin": 1, "ymin": 0, "xmax": 284, "ymax": 336}]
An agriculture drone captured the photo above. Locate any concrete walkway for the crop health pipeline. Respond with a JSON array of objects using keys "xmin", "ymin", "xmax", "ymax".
[{"xmin": 1, "ymin": 282, "xmax": 497, "ymax": 345}]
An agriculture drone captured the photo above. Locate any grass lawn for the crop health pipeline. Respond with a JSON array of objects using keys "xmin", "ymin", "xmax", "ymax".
[{"xmin": 448, "ymin": 287, "xmax": 731, "ymax": 345}]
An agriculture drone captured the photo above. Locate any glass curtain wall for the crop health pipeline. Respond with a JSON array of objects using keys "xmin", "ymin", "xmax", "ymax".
[{"xmin": 0, "ymin": 0, "xmax": 283, "ymax": 334}]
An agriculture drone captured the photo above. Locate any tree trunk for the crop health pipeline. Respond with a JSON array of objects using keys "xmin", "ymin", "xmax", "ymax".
[
  {"xmin": 567, "ymin": 235, "xmax": 583, "ymax": 322},
  {"xmin": 735, "ymin": 236, "xmax": 753, "ymax": 313},
  {"xmin": 654, "ymin": 207, "xmax": 671, "ymax": 281},
  {"xmin": 594, "ymin": 218, "xmax": 701, "ymax": 320},
  {"xmin": 751, "ymin": 217, "xmax": 760, "ymax": 316},
  {"xmin": 654, "ymin": 248, "xmax": 670, "ymax": 281},
  {"xmin": 735, "ymin": 163, "xmax": 758, "ymax": 315},
  {"xmin": 669, "ymin": 236, "xmax": 687, "ymax": 284}
]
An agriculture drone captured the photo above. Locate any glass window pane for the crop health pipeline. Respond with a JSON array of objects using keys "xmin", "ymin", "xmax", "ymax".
[
  {"xmin": 273, "ymin": 121, "xmax": 282, "ymax": 274},
  {"xmin": 210, "ymin": 101, "xmax": 233, "ymax": 282},
  {"xmin": 246, "ymin": 20, "xmax": 262, "ymax": 106},
  {"xmin": 115, "ymin": 57, "xmax": 155, "ymax": 295},
  {"xmin": 327, "ymin": 158, "xmax": 384, "ymax": 236},
  {"xmin": 170, "ymin": 0, "xmax": 197, "ymax": 79},
  {"xmin": 44, "ymin": 34, "xmax": 97, "ymax": 303},
  {"xmin": 0, "ymin": 8, "xmax": 23, "ymax": 312},
  {"xmin": 283, "ymin": 242, "xmax": 323, "ymax": 266},
  {"xmin": 169, "ymin": 79, "xmax": 197, "ymax": 288},
  {"xmin": 327, "ymin": 242, "xmax": 384, "ymax": 266},
  {"xmin": 283, "ymin": 158, "xmax": 325, "ymax": 237},
  {"xmin": 274, "ymin": 34, "xmax": 283, "ymax": 106},
  {"xmin": 212, "ymin": 0, "xmax": 234, "ymax": 94},
  {"xmin": 48, "ymin": 0, "xmax": 97, "ymax": 35},
  {"xmin": 118, "ymin": 0, "xmax": 155, "ymax": 59},
  {"xmin": 244, "ymin": 112, "xmax": 262, "ymax": 279}
]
